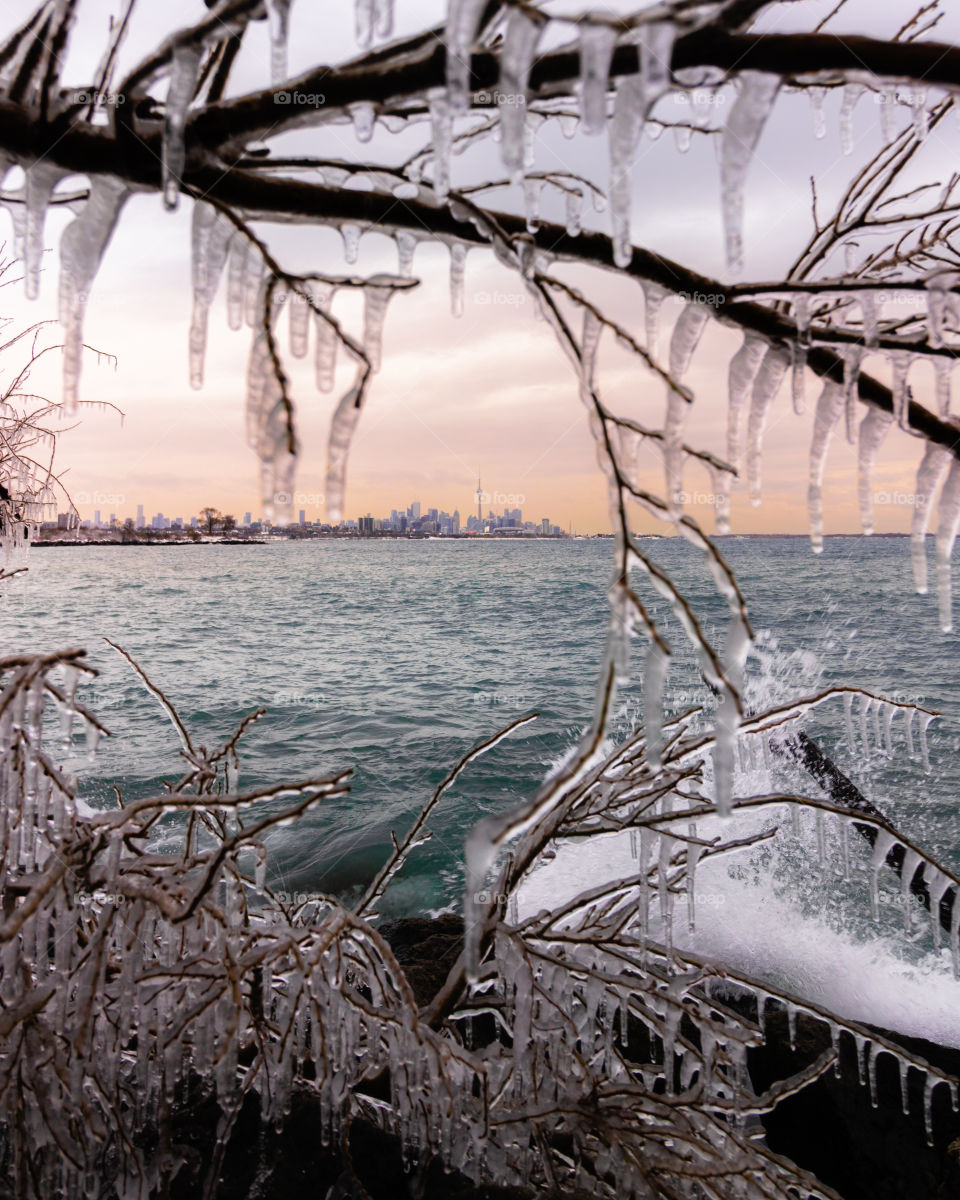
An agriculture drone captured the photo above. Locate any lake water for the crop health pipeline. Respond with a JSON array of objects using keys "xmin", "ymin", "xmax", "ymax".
[{"xmin": 2, "ymin": 534, "xmax": 958, "ymax": 920}]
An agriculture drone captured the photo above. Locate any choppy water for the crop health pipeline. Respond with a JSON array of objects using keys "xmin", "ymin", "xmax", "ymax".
[{"xmin": 2, "ymin": 535, "xmax": 958, "ymax": 918}]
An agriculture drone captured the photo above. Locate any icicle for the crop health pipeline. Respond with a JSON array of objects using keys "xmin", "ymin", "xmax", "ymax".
[
  {"xmin": 843, "ymin": 693, "xmax": 856, "ymax": 749},
  {"xmin": 498, "ymin": 9, "xmax": 543, "ymax": 180},
  {"xmin": 934, "ymin": 359, "xmax": 953, "ymax": 417},
  {"xmin": 325, "ymin": 383, "xmax": 363, "ymax": 523},
  {"xmin": 58, "ymin": 176, "xmax": 129, "ymax": 414},
  {"xmin": 226, "ymin": 235, "xmax": 249, "ymax": 330},
  {"xmin": 289, "ymin": 290, "xmax": 310, "ymax": 358},
  {"xmin": 395, "ymin": 230, "xmax": 417, "ymax": 277},
  {"xmin": 899, "ymin": 1060, "xmax": 911, "ymax": 1115},
  {"xmin": 643, "ymin": 641, "xmax": 669, "ymax": 769},
  {"xmin": 449, "ymin": 243, "xmax": 468, "ymax": 317},
  {"xmin": 579, "ymin": 23, "xmax": 616, "ymax": 135},
  {"xmin": 869, "ymin": 830, "xmax": 896, "ymax": 920},
  {"xmin": 266, "ymin": 0, "xmax": 291, "ymax": 84},
  {"xmin": 809, "ymin": 86, "xmax": 827, "ymax": 138},
  {"xmin": 859, "ymin": 695, "xmax": 873, "ymax": 755},
  {"xmin": 727, "ymin": 332, "xmax": 767, "ymax": 471},
  {"xmin": 857, "ymin": 406, "xmax": 893, "ymax": 535},
  {"xmin": 879, "ymin": 86, "xmax": 896, "ymax": 143},
  {"xmin": 355, "ymin": 0, "xmax": 374, "ymax": 46},
  {"xmin": 664, "ymin": 386, "xmax": 688, "ymax": 512},
  {"xmin": 674, "ymin": 125, "xmax": 692, "ymax": 153},
  {"xmin": 637, "ymin": 20, "xmax": 675, "ymax": 97},
  {"xmin": 162, "ymin": 44, "xmax": 201, "ymax": 211},
  {"xmin": 839, "ymin": 84, "xmax": 863, "ymax": 155},
  {"xmin": 860, "ymin": 290, "xmax": 879, "ymax": 348},
  {"xmin": 807, "ymin": 380, "xmax": 845, "ymax": 552},
  {"xmin": 428, "ymin": 88, "xmax": 452, "ymax": 200},
  {"xmin": 188, "ymin": 201, "xmax": 232, "ymax": 390},
  {"xmin": 375, "ymin": 0, "xmax": 394, "ymax": 41},
  {"xmin": 445, "ymin": 0, "xmax": 488, "ymax": 112},
  {"xmin": 565, "ymin": 187, "xmax": 583, "ymax": 236},
  {"xmin": 911, "ymin": 441, "xmax": 951, "ymax": 593},
  {"xmin": 746, "ymin": 345, "xmax": 789, "ymax": 505},
  {"xmin": 23, "ymin": 162, "xmax": 63, "ymax": 300},
  {"xmin": 609, "ymin": 77, "xmax": 647, "ymax": 268},
  {"xmin": 523, "ymin": 176, "xmax": 542, "ymax": 231},
  {"xmin": 581, "ymin": 308, "xmax": 602, "ymax": 392},
  {"xmin": 904, "ymin": 707, "xmax": 916, "ymax": 758},
  {"xmin": 341, "ymin": 223, "xmax": 361, "ymax": 265},
  {"xmin": 912, "ymin": 91, "xmax": 929, "ymax": 141},
  {"xmin": 842, "ymin": 346, "xmax": 862, "ymax": 443},
  {"xmin": 935, "ymin": 458, "xmax": 960, "ymax": 631},
  {"xmin": 313, "ymin": 287, "xmax": 338, "ymax": 393},
  {"xmin": 349, "ymin": 102, "xmax": 376, "ymax": 143},
  {"xmin": 923, "ymin": 1076, "xmax": 936, "ymax": 1146},
  {"xmin": 669, "ymin": 302, "xmax": 709, "ymax": 381},
  {"xmin": 892, "ymin": 352, "xmax": 913, "ymax": 431},
  {"xmin": 642, "ymin": 282, "xmax": 667, "ymax": 358},
  {"xmin": 918, "ymin": 711, "xmax": 933, "ymax": 772},
  {"xmin": 720, "ymin": 72, "xmax": 780, "ymax": 272},
  {"xmin": 362, "ymin": 277, "xmax": 394, "ymax": 372}
]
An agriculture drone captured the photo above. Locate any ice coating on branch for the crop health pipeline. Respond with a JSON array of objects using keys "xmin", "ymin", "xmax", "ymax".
[
  {"xmin": 162, "ymin": 44, "xmax": 201, "ymax": 211},
  {"xmin": 266, "ymin": 0, "xmax": 291, "ymax": 84},
  {"xmin": 325, "ymin": 384, "xmax": 363, "ymax": 523},
  {"xmin": 746, "ymin": 346, "xmax": 788, "ymax": 504},
  {"xmin": 857, "ymin": 407, "xmax": 893, "ymax": 535},
  {"xmin": 429, "ymin": 88, "xmax": 453, "ymax": 199},
  {"xmin": 449, "ymin": 243, "xmax": 468, "ymax": 317},
  {"xmin": 189, "ymin": 201, "xmax": 232, "ymax": 389},
  {"xmin": 445, "ymin": 0, "xmax": 487, "ymax": 111},
  {"xmin": 362, "ymin": 276, "xmax": 395, "ymax": 372},
  {"xmin": 859, "ymin": 290, "xmax": 879, "ymax": 348},
  {"xmin": 58, "ymin": 176, "xmax": 129, "ymax": 414},
  {"xmin": 638, "ymin": 19, "xmax": 675, "ymax": 96},
  {"xmin": 579, "ymin": 23, "xmax": 616, "ymax": 135},
  {"xmin": 22, "ymin": 162, "xmax": 64, "ymax": 301},
  {"xmin": 581, "ymin": 307, "xmax": 602, "ymax": 393},
  {"xmin": 935, "ymin": 457, "xmax": 960, "ymax": 631},
  {"xmin": 719, "ymin": 72, "xmax": 779, "ymax": 272},
  {"xmin": 498, "ymin": 9, "xmax": 543, "ymax": 180},
  {"xmin": 807, "ymin": 380, "xmax": 845, "ymax": 553},
  {"xmin": 791, "ymin": 342, "xmax": 806, "ymax": 415},
  {"xmin": 839, "ymin": 84, "xmax": 863, "ymax": 155},
  {"xmin": 669, "ymin": 302, "xmax": 709, "ymax": 381}
]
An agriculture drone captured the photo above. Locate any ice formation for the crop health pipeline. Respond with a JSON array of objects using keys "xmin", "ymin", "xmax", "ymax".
[
  {"xmin": 807, "ymin": 380, "xmax": 845, "ymax": 552},
  {"xmin": 935, "ymin": 457, "xmax": 960, "ymax": 631},
  {"xmin": 188, "ymin": 201, "xmax": 232, "ymax": 389},
  {"xmin": 58, "ymin": 176, "xmax": 129, "ymax": 413},
  {"xmin": 445, "ymin": 0, "xmax": 488, "ymax": 111},
  {"xmin": 720, "ymin": 72, "xmax": 780, "ymax": 272},
  {"xmin": 498, "ymin": 8, "xmax": 543, "ymax": 180},
  {"xmin": 912, "ymin": 441, "xmax": 952, "ymax": 593},
  {"xmin": 162, "ymin": 44, "xmax": 201, "ymax": 211},
  {"xmin": 857, "ymin": 406, "xmax": 893, "ymax": 535},
  {"xmin": 579, "ymin": 23, "xmax": 617, "ymax": 135},
  {"xmin": 668, "ymin": 301, "xmax": 709, "ymax": 381},
  {"xmin": 325, "ymin": 383, "xmax": 364, "ymax": 523},
  {"xmin": 746, "ymin": 345, "xmax": 788, "ymax": 505},
  {"xmin": 266, "ymin": 0, "xmax": 292, "ymax": 83}
]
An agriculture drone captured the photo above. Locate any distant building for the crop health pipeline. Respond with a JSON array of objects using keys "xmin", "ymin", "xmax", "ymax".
[
  {"xmin": 298, "ymin": 509, "xmax": 306, "ymax": 525},
  {"xmin": 136, "ymin": 504, "xmax": 144, "ymax": 530},
  {"xmin": 57, "ymin": 512, "xmax": 79, "ymax": 530},
  {"xmin": 242, "ymin": 512, "xmax": 252, "ymax": 526},
  {"xmin": 94, "ymin": 509, "xmax": 101, "ymax": 527}
]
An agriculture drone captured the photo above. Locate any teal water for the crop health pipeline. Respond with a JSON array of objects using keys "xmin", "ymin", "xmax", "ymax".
[{"xmin": 1, "ymin": 535, "xmax": 958, "ymax": 913}]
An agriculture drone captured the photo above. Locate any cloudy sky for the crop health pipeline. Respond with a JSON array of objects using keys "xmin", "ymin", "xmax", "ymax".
[{"xmin": 1, "ymin": 0, "xmax": 956, "ymax": 533}]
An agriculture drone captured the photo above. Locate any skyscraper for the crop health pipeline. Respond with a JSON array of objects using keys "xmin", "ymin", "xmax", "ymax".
[
  {"xmin": 136, "ymin": 504, "xmax": 144, "ymax": 529},
  {"xmin": 476, "ymin": 475, "xmax": 482, "ymax": 523}
]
